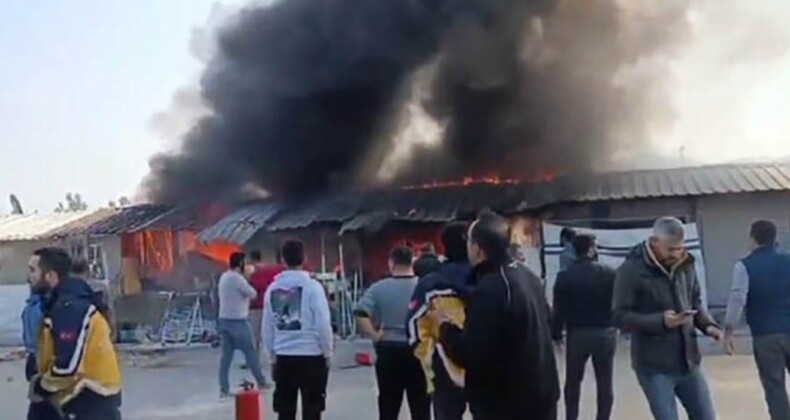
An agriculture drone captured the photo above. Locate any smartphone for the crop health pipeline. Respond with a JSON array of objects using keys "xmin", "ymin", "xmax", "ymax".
[{"xmin": 681, "ymin": 309, "xmax": 698, "ymax": 317}]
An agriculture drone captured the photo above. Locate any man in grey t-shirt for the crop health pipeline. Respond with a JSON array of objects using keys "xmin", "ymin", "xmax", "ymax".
[
  {"xmin": 217, "ymin": 252, "xmax": 269, "ymax": 397},
  {"xmin": 355, "ymin": 247, "xmax": 430, "ymax": 420}
]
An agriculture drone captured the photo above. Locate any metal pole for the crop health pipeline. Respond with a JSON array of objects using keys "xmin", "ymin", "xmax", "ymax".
[
  {"xmin": 338, "ymin": 241, "xmax": 348, "ymax": 337},
  {"xmin": 186, "ymin": 296, "xmax": 197, "ymax": 346},
  {"xmin": 320, "ymin": 230, "xmax": 327, "ymax": 273}
]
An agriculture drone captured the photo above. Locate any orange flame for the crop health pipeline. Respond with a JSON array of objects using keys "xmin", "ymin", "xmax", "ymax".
[{"xmin": 402, "ymin": 172, "xmax": 557, "ymax": 190}]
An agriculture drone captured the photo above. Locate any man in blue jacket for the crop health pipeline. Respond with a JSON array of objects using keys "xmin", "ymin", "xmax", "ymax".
[
  {"xmin": 21, "ymin": 263, "xmax": 60, "ymax": 419},
  {"xmin": 408, "ymin": 222, "xmax": 471, "ymax": 420},
  {"xmin": 725, "ymin": 220, "xmax": 790, "ymax": 420}
]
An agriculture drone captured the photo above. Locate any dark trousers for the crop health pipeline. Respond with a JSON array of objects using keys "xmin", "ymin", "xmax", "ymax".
[
  {"xmin": 273, "ymin": 355, "xmax": 329, "ymax": 420},
  {"xmin": 753, "ymin": 333, "xmax": 790, "ymax": 420},
  {"xmin": 61, "ymin": 406, "xmax": 122, "ymax": 420},
  {"xmin": 564, "ymin": 328, "xmax": 616, "ymax": 420},
  {"xmin": 471, "ymin": 401, "xmax": 557, "ymax": 420},
  {"xmin": 62, "ymin": 393, "xmax": 122, "ymax": 420},
  {"xmin": 374, "ymin": 343, "xmax": 430, "ymax": 420},
  {"xmin": 27, "ymin": 402, "xmax": 61, "ymax": 420},
  {"xmin": 26, "ymin": 354, "xmax": 62, "ymax": 420},
  {"xmin": 433, "ymin": 382, "xmax": 466, "ymax": 420}
]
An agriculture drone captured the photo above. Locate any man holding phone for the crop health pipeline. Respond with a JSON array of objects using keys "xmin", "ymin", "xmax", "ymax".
[{"xmin": 613, "ymin": 217, "xmax": 723, "ymax": 420}]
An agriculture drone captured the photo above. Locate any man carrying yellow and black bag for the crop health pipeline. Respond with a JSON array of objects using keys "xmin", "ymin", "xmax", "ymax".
[
  {"xmin": 407, "ymin": 222, "xmax": 471, "ymax": 420},
  {"xmin": 28, "ymin": 247, "xmax": 122, "ymax": 419}
]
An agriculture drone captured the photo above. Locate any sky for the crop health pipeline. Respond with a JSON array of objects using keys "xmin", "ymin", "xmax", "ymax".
[
  {"xmin": 0, "ymin": 0, "xmax": 238, "ymax": 214},
  {"xmin": 1, "ymin": 0, "xmax": 788, "ymax": 214}
]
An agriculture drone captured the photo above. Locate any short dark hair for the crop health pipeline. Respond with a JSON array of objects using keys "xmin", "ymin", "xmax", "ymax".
[
  {"xmin": 70, "ymin": 257, "xmax": 89, "ymax": 276},
  {"xmin": 389, "ymin": 246, "xmax": 413, "ymax": 267},
  {"xmin": 750, "ymin": 220, "xmax": 777, "ymax": 247},
  {"xmin": 572, "ymin": 234, "xmax": 597, "ymax": 258},
  {"xmin": 249, "ymin": 249, "xmax": 262, "ymax": 262},
  {"xmin": 229, "ymin": 252, "xmax": 246, "ymax": 270},
  {"xmin": 33, "ymin": 248, "xmax": 72, "ymax": 280},
  {"xmin": 470, "ymin": 210, "xmax": 511, "ymax": 264},
  {"xmin": 281, "ymin": 239, "xmax": 305, "ymax": 267},
  {"xmin": 441, "ymin": 222, "xmax": 469, "ymax": 263},
  {"xmin": 560, "ymin": 227, "xmax": 577, "ymax": 244}
]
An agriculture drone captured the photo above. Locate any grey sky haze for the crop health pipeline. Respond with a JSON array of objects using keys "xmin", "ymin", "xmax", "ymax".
[{"xmin": 0, "ymin": 0, "xmax": 237, "ymax": 213}]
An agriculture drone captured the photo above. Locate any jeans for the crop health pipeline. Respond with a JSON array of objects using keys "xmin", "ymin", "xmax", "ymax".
[
  {"xmin": 753, "ymin": 333, "xmax": 790, "ymax": 420},
  {"xmin": 636, "ymin": 367, "xmax": 716, "ymax": 420},
  {"xmin": 273, "ymin": 355, "xmax": 329, "ymax": 420},
  {"xmin": 564, "ymin": 328, "xmax": 616, "ymax": 420},
  {"xmin": 374, "ymin": 343, "xmax": 431, "ymax": 420},
  {"xmin": 218, "ymin": 319, "xmax": 268, "ymax": 394}
]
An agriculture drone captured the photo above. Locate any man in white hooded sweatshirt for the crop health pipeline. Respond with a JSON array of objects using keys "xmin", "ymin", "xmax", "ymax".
[{"xmin": 263, "ymin": 239, "xmax": 333, "ymax": 420}]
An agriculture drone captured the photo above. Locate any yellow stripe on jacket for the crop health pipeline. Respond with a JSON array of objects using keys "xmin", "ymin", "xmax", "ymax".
[
  {"xmin": 38, "ymin": 306, "xmax": 122, "ymax": 407},
  {"xmin": 412, "ymin": 295, "xmax": 466, "ymax": 393}
]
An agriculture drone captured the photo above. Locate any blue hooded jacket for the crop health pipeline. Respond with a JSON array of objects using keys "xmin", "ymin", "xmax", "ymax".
[{"xmin": 21, "ymin": 292, "xmax": 45, "ymax": 355}]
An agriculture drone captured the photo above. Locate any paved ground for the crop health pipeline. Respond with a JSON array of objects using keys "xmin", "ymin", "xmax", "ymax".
[{"xmin": 0, "ymin": 339, "xmax": 777, "ymax": 420}]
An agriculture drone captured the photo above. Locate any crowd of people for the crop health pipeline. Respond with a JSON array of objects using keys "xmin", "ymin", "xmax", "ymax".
[{"xmin": 18, "ymin": 210, "xmax": 790, "ymax": 420}]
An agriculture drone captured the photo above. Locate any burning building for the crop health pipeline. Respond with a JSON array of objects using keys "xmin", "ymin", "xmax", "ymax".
[
  {"xmin": 138, "ymin": 0, "xmax": 702, "ymax": 284},
  {"xmin": 130, "ymin": 0, "xmax": 790, "ymax": 340},
  {"xmin": 196, "ymin": 161, "xmax": 790, "ymax": 314}
]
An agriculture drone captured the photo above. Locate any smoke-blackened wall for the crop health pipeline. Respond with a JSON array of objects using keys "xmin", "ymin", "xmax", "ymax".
[{"xmin": 143, "ymin": 0, "xmax": 690, "ymax": 205}]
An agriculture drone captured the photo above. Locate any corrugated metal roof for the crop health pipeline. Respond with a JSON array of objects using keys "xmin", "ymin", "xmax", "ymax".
[
  {"xmin": 564, "ymin": 162, "xmax": 790, "ymax": 202},
  {"xmin": 0, "ymin": 211, "xmax": 100, "ymax": 241},
  {"xmin": 266, "ymin": 192, "xmax": 362, "ymax": 231},
  {"xmin": 197, "ymin": 201, "xmax": 281, "ymax": 245},
  {"xmin": 134, "ymin": 205, "xmax": 224, "ymax": 232},
  {"xmin": 84, "ymin": 204, "xmax": 171, "ymax": 235},
  {"xmin": 339, "ymin": 211, "xmax": 394, "ymax": 235},
  {"xmin": 47, "ymin": 208, "xmax": 120, "ymax": 237},
  {"xmin": 196, "ymin": 161, "xmax": 790, "ymax": 239}
]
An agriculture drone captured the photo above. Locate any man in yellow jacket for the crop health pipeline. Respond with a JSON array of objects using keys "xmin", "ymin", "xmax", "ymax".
[{"xmin": 28, "ymin": 247, "xmax": 122, "ymax": 419}]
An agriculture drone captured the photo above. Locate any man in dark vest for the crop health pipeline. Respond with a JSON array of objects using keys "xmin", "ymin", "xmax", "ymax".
[{"xmin": 725, "ymin": 220, "xmax": 790, "ymax": 420}]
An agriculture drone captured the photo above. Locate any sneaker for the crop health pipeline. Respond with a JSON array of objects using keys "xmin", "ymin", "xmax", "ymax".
[{"xmin": 220, "ymin": 392, "xmax": 233, "ymax": 400}]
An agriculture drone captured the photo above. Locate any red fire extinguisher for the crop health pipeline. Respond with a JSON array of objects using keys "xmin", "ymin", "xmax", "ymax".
[{"xmin": 236, "ymin": 381, "xmax": 263, "ymax": 420}]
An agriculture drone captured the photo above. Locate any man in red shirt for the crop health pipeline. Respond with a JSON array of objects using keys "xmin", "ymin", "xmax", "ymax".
[{"xmin": 248, "ymin": 250, "xmax": 285, "ymax": 354}]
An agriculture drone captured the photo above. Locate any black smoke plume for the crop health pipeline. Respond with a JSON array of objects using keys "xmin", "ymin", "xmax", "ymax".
[{"xmin": 144, "ymin": 0, "xmax": 689, "ymax": 205}]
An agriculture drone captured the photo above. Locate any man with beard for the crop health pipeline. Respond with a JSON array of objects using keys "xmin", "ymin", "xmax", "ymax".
[
  {"xmin": 613, "ymin": 217, "xmax": 722, "ymax": 420},
  {"xmin": 431, "ymin": 211, "xmax": 560, "ymax": 420},
  {"xmin": 28, "ymin": 247, "xmax": 122, "ymax": 419},
  {"xmin": 21, "ymin": 259, "xmax": 59, "ymax": 420},
  {"xmin": 408, "ymin": 222, "xmax": 471, "ymax": 420},
  {"xmin": 218, "ymin": 252, "xmax": 269, "ymax": 397}
]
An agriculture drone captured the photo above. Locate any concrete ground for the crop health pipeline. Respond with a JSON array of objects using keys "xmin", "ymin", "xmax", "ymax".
[{"xmin": 0, "ymin": 340, "xmax": 777, "ymax": 420}]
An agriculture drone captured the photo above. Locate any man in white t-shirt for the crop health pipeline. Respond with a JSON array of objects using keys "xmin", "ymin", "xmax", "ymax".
[{"xmin": 263, "ymin": 239, "xmax": 333, "ymax": 420}]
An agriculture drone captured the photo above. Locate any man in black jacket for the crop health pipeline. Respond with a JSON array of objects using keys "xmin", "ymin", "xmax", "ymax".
[
  {"xmin": 552, "ymin": 234, "xmax": 616, "ymax": 420},
  {"xmin": 432, "ymin": 211, "xmax": 560, "ymax": 420},
  {"xmin": 613, "ymin": 217, "xmax": 722, "ymax": 420}
]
